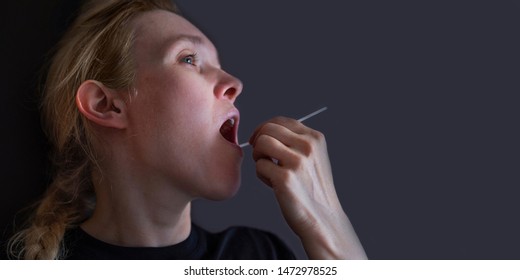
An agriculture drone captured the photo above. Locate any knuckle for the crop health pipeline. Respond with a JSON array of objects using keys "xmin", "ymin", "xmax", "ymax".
[
  {"xmin": 305, "ymin": 130, "xmax": 326, "ymax": 150},
  {"xmin": 277, "ymin": 169, "xmax": 292, "ymax": 185},
  {"xmin": 263, "ymin": 122, "xmax": 279, "ymax": 132},
  {"xmin": 310, "ymin": 130, "xmax": 325, "ymax": 141},
  {"xmin": 271, "ymin": 116, "xmax": 288, "ymax": 123},
  {"xmin": 255, "ymin": 134, "xmax": 273, "ymax": 145},
  {"xmin": 270, "ymin": 116, "xmax": 295, "ymax": 126},
  {"xmin": 252, "ymin": 150, "xmax": 261, "ymax": 161},
  {"xmin": 291, "ymin": 153, "xmax": 305, "ymax": 169},
  {"xmin": 255, "ymin": 158, "xmax": 266, "ymax": 169},
  {"xmin": 299, "ymin": 140, "xmax": 313, "ymax": 156}
]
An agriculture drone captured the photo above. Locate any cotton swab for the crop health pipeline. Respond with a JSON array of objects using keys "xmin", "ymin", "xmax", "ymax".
[
  {"xmin": 293, "ymin": 106, "xmax": 328, "ymax": 123},
  {"xmin": 239, "ymin": 106, "xmax": 328, "ymax": 148}
]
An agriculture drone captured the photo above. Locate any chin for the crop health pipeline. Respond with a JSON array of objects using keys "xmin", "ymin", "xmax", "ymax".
[
  {"xmin": 192, "ymin": 147, "xmax": 243, "ymax": 200},
  {"xmin": 207, "ymin": 174, "xmax": 241, "ymax": 201},
  {"xmin": 202, "ymin": 155, "xmax": 242, "ymax": 200}
]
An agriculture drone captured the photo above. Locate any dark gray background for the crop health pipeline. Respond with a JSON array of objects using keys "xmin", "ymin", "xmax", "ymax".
[{"xmin": 1, "ymin": 0, "xmax": 520, "ymax": 259}]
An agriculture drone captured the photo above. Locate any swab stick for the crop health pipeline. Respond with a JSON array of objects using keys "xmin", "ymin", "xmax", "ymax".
[{"xmin": 239, "ymin": 106, "xmax": 328, "ymax": 148}]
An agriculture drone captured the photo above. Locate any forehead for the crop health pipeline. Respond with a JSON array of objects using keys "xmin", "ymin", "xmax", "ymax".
[{"xmin": 131, "ymin": 10, "xmax": 217, "ymax": 60}]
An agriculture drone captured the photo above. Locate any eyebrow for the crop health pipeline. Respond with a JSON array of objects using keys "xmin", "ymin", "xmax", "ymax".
[
  {"xmin": 171, "ymin": 34, "xmax": 204, "ymax": 46},
  {"xmin": 162, "ymin": 35, "xmax": 204, "ymax": 60}
]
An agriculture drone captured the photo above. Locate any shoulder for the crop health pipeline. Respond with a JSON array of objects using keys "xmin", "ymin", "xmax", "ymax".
[{"xmin": 196, "ymin": 225, "xmax": 296, "ymax": 260}]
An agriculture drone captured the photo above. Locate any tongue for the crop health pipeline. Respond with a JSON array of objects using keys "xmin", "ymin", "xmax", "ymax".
[{"xmin": 219, "ymin": 119, "xmax": 234, "ymax": 143}]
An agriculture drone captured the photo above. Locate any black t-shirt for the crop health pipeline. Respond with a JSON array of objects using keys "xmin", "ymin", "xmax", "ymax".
[{"xmin": 63, "ymin": 224, "xmax": 296, "ymax": 260}]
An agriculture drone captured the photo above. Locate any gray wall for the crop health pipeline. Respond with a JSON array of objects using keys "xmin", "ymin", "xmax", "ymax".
[
  {"xmin": 2, "ymin": 0, "xmax": 520, "ymax": 259},
  {"xmin": 179, "ymin": 0, "xmax": 520, "ymax": 259}
]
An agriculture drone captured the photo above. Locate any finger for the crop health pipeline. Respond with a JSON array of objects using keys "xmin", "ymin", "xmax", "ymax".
[
  {"xmin": 253, "ymin": 122, "xmax": 326, "ymax": 158},
  {"xmin": 248, "ymin": 116, "xmax": 313, "ymax": 145},
  {"xmin": 252, "ymin": 134, "xmax": 299, "ymax": 167},
  {"xmin": 255, "ymin": 157, "xmax": 292, "ymax": 189},
  {"xmin": 250, "ymin": 122, "xmax": 312, "ymax": 153},
  {"xmin": 255, "ymin": 158, "xmax": 277, "ymax": 188}
]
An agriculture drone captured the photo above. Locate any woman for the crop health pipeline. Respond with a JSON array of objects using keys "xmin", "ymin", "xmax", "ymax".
[{"xmin": 8, "ymin": 0, "xmax": 366, "ymax": 260}]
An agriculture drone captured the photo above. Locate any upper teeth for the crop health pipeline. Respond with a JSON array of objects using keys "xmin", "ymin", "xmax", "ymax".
[{"xmin": 228, "ymin": 118, "xmax": 235, "ymax": 126}]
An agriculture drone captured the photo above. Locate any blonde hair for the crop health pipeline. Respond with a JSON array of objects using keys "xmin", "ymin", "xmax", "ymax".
[{"xmin": 8, "ymin": 0, "xmax": 179, "ymax": 260}]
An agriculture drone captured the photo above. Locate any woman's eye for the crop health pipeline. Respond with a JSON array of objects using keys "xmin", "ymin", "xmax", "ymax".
[{"xmin": 181, "ymin": 54, "xmax": 197, "ymax": 66}]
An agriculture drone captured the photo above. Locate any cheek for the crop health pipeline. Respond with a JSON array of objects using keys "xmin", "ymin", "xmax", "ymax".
[
  {"xmin": 140, "ymin": 69, "xmax": 210, "ymax": 110},
  {"xmin": 134, "ymin": 70, "xmax": 205, "ymax": 119},
  {"xmin": 133, "ymin": 90, "xmax": 210, "ymax": 154},
  {"xmin": 129, "ymin": 69, "xmax": 241, "ymax": 197},
  {"xmin": 130, "ymin": 72, "xmax": 214, "ymax": 158}
]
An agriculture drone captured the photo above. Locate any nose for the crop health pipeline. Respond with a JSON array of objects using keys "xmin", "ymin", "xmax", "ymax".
[{"xmin": 214, "ymin": 69, "xmax": 243, "ymax": 102}]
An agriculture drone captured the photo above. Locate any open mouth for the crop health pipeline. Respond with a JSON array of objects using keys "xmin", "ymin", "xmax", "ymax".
[{"xmin": 219, "ymin": 116, "xmax": 238, "ymax": 144}]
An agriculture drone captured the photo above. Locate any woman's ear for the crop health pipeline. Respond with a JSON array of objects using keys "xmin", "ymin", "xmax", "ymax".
[{"xmin": 75, "ymin": 80, "xmax": 127, "ymax": 129}]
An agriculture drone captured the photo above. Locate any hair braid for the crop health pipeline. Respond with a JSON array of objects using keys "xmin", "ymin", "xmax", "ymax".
[{"xmin": 8, "ymin": 0, "xmax": 178, "ymax": 260}]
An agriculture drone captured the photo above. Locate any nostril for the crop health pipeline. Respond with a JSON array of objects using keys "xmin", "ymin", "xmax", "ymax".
[
  {"xmin": 224, "ymin": 87, "xmax": 238, "ymax": 99},
  {"xmin": 214, "ymin": 70, "xmax": 242, "ymax": 100}
]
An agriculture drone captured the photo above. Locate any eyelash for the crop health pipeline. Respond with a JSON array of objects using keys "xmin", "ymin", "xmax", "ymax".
[{"xmin": 180, "ymin": 53, "xmax": 198, "ymax": 66}]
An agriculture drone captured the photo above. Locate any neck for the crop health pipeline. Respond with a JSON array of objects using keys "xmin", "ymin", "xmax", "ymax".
[{"xmin": 81, "ymin": 164, "xmax": 193, "ymax": 247}]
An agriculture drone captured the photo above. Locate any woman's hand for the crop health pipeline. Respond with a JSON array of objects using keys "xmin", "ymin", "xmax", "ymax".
[{"xmin": 249, "ymin": 117, "xmax": 367, "ymax": 259}]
